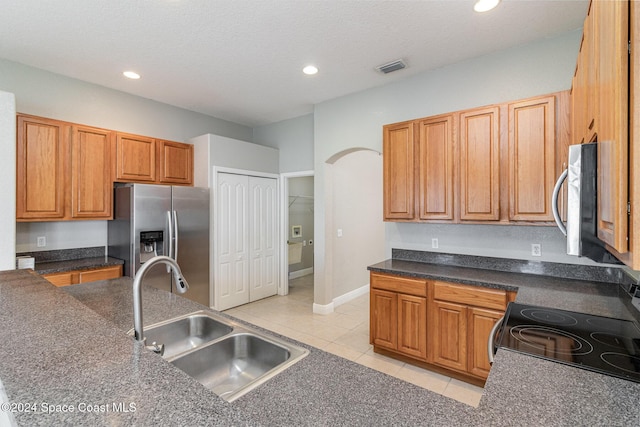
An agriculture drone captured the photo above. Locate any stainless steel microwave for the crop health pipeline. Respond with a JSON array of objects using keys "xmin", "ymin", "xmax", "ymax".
[{"xmin": 552, "ymin": 143, "xmax": 621, "ymax": 264}]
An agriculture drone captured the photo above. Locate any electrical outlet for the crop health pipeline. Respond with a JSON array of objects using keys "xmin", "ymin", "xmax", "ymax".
[
  {"xmin": 432, "ymin": 238, "xmax": 439, "ymax": 249},
  {"xmin": 37, "ymin": 236, "xmax": 46, "ymax": 247},
  {"xmin": 337, "ymin": 229, "xmax": 343, "ymax": 238},
  {"xmin": 531, "ymin": 243, "xmax": 541, "ymax": 257}
]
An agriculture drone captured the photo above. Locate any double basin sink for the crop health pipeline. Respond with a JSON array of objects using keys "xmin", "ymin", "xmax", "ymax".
[{"xmin": 132, "ymin": 311, "xmax": 309, "ymax": 402}]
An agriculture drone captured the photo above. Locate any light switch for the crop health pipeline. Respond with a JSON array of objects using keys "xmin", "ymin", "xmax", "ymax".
[{"xmin": 337, "ymin": 229, "xmax": 343, "ymax": 238}]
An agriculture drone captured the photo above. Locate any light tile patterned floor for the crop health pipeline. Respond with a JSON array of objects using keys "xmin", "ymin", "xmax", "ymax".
[{"xmin": 224, "ymin": 275, "xmax": 484, "ymax": 407}]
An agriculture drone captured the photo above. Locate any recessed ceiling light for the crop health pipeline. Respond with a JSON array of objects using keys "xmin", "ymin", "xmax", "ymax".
[
  {"xmin": 123, "ymin": 71, "xmax": 141, "ymax": 79},
  {"xmin": 302, "ymin": 65, "xmax": 318, "ymax": 75},
  {"xmin": 474, "ymin": 0, "xmax": 500, "ymax": 13}
]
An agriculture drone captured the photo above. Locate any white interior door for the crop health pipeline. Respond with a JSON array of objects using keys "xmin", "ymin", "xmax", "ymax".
[
  {"xmin": 216, "ymin": 173, "xmax": 250, "ymax": 310},
  {"xmin": 249, "ymin": 176, "xmax": 278, "ymax": 301}
]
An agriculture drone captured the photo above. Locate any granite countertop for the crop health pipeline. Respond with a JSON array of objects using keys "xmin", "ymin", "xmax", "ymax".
[
  {"xmin": 368, "ymin": 258, "xmax": 638, "ymax": 322},
  {"xmin": 1, "ymin": 268, "xmax": 640, "ymax": 426},
  {"xmin": 34, "ymin": 256, "xmax": 124, "ymax": 275},
  {"xmin": 16, "ymin": 247, "xmax": 124, "ymax": 275}
]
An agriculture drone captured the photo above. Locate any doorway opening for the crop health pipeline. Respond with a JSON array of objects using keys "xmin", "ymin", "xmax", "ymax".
[{"xmin": 280, "ymin": 171, "xmax": 314, "ymax": 299}]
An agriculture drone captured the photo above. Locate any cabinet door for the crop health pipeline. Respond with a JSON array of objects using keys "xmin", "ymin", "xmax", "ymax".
[
  {"xmin": 417, "ymin": 115, "xmax": 454, "ymax": 220},
  {"xmin": 370, "ymin": 289, "xmax": 398, "ymax": 350},
  {"xmin": 459, "ymin": 107, "xmax": 500, "ymax": 221},
  {"xmin": 596, "ymin": 0, "xmax": 629, "ymax": 253},
  {"xmin": 158, "ymin": 140, "xmax": 193, "ymax": 185},
  {"xmin": 508, "ymin": 96, "xmax": 556, "ymax": 221},
  {"xmin": 397, "ymin": 294, "xmax": 427, "ymax": 360},
  {"xmin": 467, "ymin": 307, "xmax": 502, "ymax": 379},
  {"xmin": 16, "ymin": 115, "xmax": 69, "ymax": 220},
  {"xmin": 431, "ymin": 300, "xmax": 467, "ymax": 372},
  {"xmin": 383, "ymin": 122, "xmax": 415, "ymax": 220},
  {"xmin": 71, "ymin": 126, "xmax": 113, "ymax": 219},
  {"xmin": 115, "ymin": 133, "xmax": 156, "ymax": 182}
]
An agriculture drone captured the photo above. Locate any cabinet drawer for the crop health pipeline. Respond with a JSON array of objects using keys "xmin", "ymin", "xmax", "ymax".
[
  {"xmin": 79, "ymin": 265, "xmax": 122, "ymax": 283},
  {"xmin": 433, "ymin": 281, "xmax": 507, "ymax": 310},
  {"xmin": 371, "ymin": 273, "xmax": 427, "ymax": 297},
  {"xmin": 43, "ymin": 272, "xmax": 78, "ymax": 287}
]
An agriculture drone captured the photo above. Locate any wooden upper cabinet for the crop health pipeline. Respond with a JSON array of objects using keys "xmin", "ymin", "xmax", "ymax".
[
  {"xmin": 71, "ymin": 126, "xmax": 113, "ymax": 219},
  {"xmin": 158, "ymin": 140, "xmax": 194, "ymax": 185},
  {"xmin": 596, "ymin": 0, "xmax": 629, "ymax": 253},
  {"xmin": 417, "ymin": 115, "xmax": 454, "ymax": 220},
  {"xmin": 383, "ymin": 121, "xmax": 415, "ymax": 220},
  {"xmin": 16, "ymin": 115, "xmax": 69, "ymax": 220},
  {"xmin": 508, "ymin": 95, "xmax": 556, "ymax": 221},
  {"xmin": 459, "ymin": 107, "xmax": 500, "ymax": 221},
  {"xmin": 572, "ymin": 1, "xmax": 597, "ymax": 145},
  {"xmin": 115, "ymin": 133, "xmax": 156, "ymax": 182}
]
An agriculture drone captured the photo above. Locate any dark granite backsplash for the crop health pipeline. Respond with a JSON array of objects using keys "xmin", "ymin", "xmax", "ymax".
[
  {"xmin": 16, "ymin": 246, "xmax": 105, "ymax": 262},
  {"xmin": 392, "ymin": 249, "xmax": 630, "ymax": 285}
]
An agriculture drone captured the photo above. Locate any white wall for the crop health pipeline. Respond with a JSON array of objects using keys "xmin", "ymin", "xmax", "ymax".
[
  {"xmin": 312, "ymin": 30, "xmax": 583, "ymax": 305},
  {"xmin": 190, "ymin": 134, "xmax": 279, "ymax": 178},
  {"xmin": 331, "ymin": 150, "xmax": 384, "ymax": 298},
  {"xmin": 16, "ymin": 222, "xmax": 107, "ymax": 253},
  {"xmin": 0, "ymin": 58, "xmax": 253, "ymax": 142},
  {"xmin": 1, "ymin": 58, "xmax": 254, "ymax": 253},
  {"xmin": 0, "ymin": 91, "xmax": 16, "ymax": 269},
  {"xmin": 253, "ymin": 114, "xmax": 314, "ymax": 173}
]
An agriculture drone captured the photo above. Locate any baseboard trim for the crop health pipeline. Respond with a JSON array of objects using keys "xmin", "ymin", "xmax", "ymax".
[
  {"xmin": 313, "ymin": 302, "xmax": 334, "ymax": 315},
  {"xmin": 313, "ymin": 283, "xmax": 370, "ymax": 315},
  {"xmin": 289, "ymin": 267, "xmax": 314, "ymax": 280},
  {"xmin": 333, "ymin": 283, "xmax": 370, "ymax": 308}
]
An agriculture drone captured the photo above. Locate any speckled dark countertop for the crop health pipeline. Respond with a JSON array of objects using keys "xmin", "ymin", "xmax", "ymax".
[
  {"xmin": 2, "ymin": 266, "xmax": 640, "ymax": 426},
  {"xmin": 17, "ymin": 247, "xmax": 124, "ymax": 275},
  {"xmin": 33, "ymin": 256, "xmax": 124, "ymax": 275}
]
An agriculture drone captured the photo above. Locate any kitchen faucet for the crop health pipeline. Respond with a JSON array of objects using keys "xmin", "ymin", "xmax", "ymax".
[{"xmin": 132, "ymin": 255, "xmax": 189, "ymax": 352}]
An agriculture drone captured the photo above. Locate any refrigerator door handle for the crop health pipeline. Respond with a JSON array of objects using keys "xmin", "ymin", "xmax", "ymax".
[
  {"xmin": 166, "ymin": 210, "xmax": 174, "ymax": 272},
  {"xmin": 173, "ymin": 210, "xmax": 179, "ymax": 262}
]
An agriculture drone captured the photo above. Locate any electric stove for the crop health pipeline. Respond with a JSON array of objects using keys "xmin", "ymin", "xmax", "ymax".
[{"xmin": 497, "ymin": 302, "xmax": 640, "ymax": 383}]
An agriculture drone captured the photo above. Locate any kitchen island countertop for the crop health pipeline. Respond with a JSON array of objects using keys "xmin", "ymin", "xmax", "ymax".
[{"xmin": 1, "ymin": 268, "xmax": 639, "ymax": 426}]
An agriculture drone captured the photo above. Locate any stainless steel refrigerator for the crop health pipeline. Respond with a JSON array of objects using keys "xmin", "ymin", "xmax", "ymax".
[{"xmin": 108, "ymin": 183, "xmax": 210, "ymax": 306}]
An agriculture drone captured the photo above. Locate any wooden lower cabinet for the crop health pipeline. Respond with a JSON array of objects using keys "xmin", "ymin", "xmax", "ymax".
[
  {"xmin": 467, "ymin": 307, "xmax": 504, "ymax": 378},
  {"xmin": 370, "ymin": 273, "xmax": 428, "ymax": 361},
  {"xmin": 43, "ymin": 265, "xmax": 122, "ymax": 287},
  {"xmin": 397, "ymin": 294, "xmax": 427, "ymax": 360},
  {"xmin": 370, "ymin": 289, "xmax": 398, "ymax": 350},
  {"xmin": 370, "ymin": 272, "xmax": 514, "ymax": 385},
  {"xmin": 431, "ymin": 300, "xmax": 467, "ymax": 372}
]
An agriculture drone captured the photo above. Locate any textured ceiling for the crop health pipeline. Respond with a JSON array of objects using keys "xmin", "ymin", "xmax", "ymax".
[{"xmin": 0, "ymin": 0, "xmax": 588, "ymax": 127}]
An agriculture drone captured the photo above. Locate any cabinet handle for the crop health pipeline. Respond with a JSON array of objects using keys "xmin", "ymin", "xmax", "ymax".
[
  {"xmin": 588, "ymin": 119, "xmax": 595, "ymax": 130},
  {"xmin": 488, "ymin": 315, "xmax": 505, "ymax": 365}
]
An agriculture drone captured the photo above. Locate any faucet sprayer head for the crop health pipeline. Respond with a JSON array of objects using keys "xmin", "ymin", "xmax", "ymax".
[{"xmin": 171, "ymin": 268, "xmax": 189, "ymax": 294}]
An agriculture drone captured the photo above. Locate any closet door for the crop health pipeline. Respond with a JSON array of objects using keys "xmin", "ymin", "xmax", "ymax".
[
  {"xmin": 216, "ymin": 173, "xmax": 250, "ymax": 310},
  {"xmin": 249, "ymin": 177, "xmax": 279, "ymax": 301}
]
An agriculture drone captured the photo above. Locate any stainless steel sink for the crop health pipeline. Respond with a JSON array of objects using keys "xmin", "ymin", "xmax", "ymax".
[
  {"xmin": 130, "ymin": 310, "xmax": 309, "ymax": 401},
  {"xmin": 171, "ymin": 332, "xmax": 308, "ymax": 402},
  {"xmin": 136, "ymin": 312, "xmax": 233, "ymax": 359}
]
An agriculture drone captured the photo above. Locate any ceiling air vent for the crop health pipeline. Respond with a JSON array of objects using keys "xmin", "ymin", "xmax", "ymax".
[{"xmin": 376, "ymin": 59, "xmax": 406, "ymax": 74}]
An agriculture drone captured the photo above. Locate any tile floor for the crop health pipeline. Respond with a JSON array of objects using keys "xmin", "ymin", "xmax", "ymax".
[{"xmin": 224, "ymin": 275, "xmax": 485, "ymax": 407}]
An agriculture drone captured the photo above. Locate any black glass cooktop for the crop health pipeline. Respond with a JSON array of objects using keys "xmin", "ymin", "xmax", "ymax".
[{"xmin": 497, "ymin": 303, "xmax": 640, "ymax": 383}]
